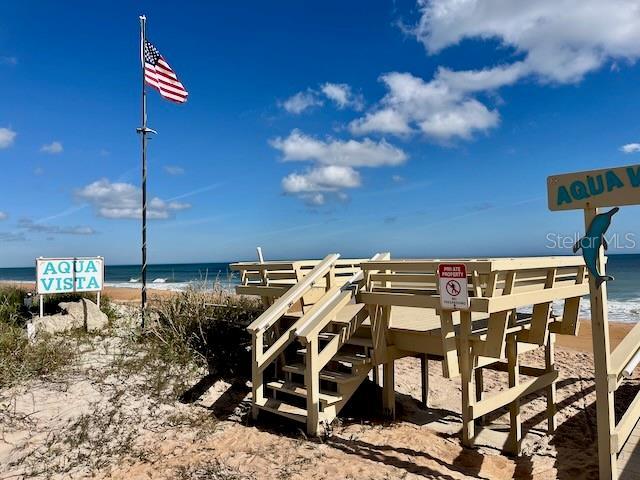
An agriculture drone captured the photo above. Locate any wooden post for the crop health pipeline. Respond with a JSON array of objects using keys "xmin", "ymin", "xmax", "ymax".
[
  {"xmin": 545, "ymin": 332, "xmax": 557, "ymax": 433},
  {"xmin": 383, "ymin": 359, "xmax": 395, "ymax": 418},
  {"xmin": 459, "ymin": 310, "xmax": 475, "ymax": 446},
  {"xmin": 306, "ymin": 338, "xmax": 320, "ymax": 435},
  {"xmin": 584, "ymin": 207, "xmax": 617, "ymax": 479},
  {"xmin": 39, "ymin": 294, "xmax": 44, "ymax": 318},
  {"xmin": 474, "ymin": 367, "xmax": 484, "ymax": 426},
  {"xmin": 421, "ymin": 354, "xmax": 429, "ymax": 408},
  {"xmin": 506, "ymin": 335, "xmax": 522, "ymax": 455},
  {"xmin": 251, "ymin": 332, "xmax": 264, "ymax": 420}
]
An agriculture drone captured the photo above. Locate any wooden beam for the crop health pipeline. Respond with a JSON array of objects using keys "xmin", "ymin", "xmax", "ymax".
[
  {"xmin": 583, "ymin": 207, "xmax": 617, "ymax": 480},
  {"xmin": 506, "ymin": 336, "xmax": 522, "ymax": 455},
  {"xmin": 421, "ymin": 355, "xmax": 429, "ymax": 408},
  {"xmin": 471, "ymin": 371, "xmax": 559, "ymax": 419},
  {"xmin": 611, "ymin": 390, "xmax": 640, "ymax": 454}
]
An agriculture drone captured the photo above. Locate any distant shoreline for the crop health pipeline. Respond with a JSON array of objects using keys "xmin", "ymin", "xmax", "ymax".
[{"xmin": 0, "ymin": 279, "xmax": 632, "ymax": 356}]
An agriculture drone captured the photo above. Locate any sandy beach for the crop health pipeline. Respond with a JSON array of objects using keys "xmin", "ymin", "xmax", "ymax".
[{"xmin": 1, "ymin": 286, "xmax": 639, "ymax": 479}]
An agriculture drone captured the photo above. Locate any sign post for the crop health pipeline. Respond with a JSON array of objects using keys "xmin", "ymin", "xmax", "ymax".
[
  {"xmin": 547, "ymin": 164, "xmax": 640, "ymax": 479},
  {"xmin": 36, "ymin": 257, "xmax": 105, "ymax": 318},
  {"xmin": 437, "ymin": 263, "xmax": 469, "ymax": 310}
]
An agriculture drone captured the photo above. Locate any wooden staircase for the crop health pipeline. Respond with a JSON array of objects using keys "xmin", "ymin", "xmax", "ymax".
[{"xmin": 247, "ymin": 253, "xmax": 384, "ymax": 435}]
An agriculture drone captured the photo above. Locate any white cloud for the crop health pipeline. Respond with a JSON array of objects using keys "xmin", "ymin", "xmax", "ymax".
[
  {"xmin": 76, "ymin": 178, "xmax": 191, "ymax": 220},
  {"xmin": 34, "ymin": 167, "xmax": 44, "ymax": 176},
  {"xmin": 40, "ymin": 141, "xmax": 63, "ymax": 154},
  {"xmin": 18, "ymin": 218, "xmax": 95, "ymax": 235},
  {"xmin": 620, "ymin": 143, "xmax": 640, "ymax": 154},
  {"xmin": 392, "ymin": 175, "xmax": 405, "ymax": 183},
  {"xmin": 0, "ymin": 127, "xmax": 16, "ymax": 149},
  {"xmin": 282, "ymin": 165, "xmax": 361, "ymax": 194},
  {"xmin": 271, "ymin": 129, "xmax": 407, "ymax": 167},
  {"xmin": 164, "ymin": 165, "xmax": 185, "ymax": 175},
  {"xmin": 415, "ymin": 0, "xmax": 640, "ymax": 84},
  {"xmin": 0, "ymin": 56, "xmax": 17, "ymax": 66},
  {"xmin": 352, "ymin": 1, "xmax": 640, "ymax": 142},
  {"xmin": 350, "ymin": 108, "xmax": 413, "ymax": 136},
  {"xmin": 281, "ymin": 90, "xmax": 323, "ymax": 114},
  {"xmin": 320, "ymin": 82, "xmax": 364, "ymax": 110},
  {"xmin": 350, "ymin": 72, "xmax": 499, "ymax": 140},
  {"xmin": 0, "ymin": 212, "xmax": 7, "ymax": 220}
]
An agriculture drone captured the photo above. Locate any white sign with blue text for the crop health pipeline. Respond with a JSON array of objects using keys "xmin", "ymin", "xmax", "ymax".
[{"xmin": 36, "ymin": 257, "xmax": 104, "ymax": 294}]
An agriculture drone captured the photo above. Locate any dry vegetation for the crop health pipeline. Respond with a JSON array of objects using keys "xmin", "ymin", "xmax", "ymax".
[{"xmin": 0, "ymin": 284, "xmax": 265, "ymax": 479}]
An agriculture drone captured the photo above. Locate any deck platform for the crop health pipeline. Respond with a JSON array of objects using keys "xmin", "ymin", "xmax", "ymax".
[{"xmin": 231, "ymin": 253, "xmax": 588, "ymax": 455}]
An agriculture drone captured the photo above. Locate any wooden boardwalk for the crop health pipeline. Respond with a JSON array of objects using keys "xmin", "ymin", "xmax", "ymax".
[{"xmin": 618, "ymin": 420, "xmax": 640, "ymax": 479}]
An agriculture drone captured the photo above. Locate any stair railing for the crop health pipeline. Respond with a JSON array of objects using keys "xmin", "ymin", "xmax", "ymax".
[
  {"xmin": 293, "ymin": 252, "xmax": 389, "ymax": 434},
  {"xmin": 249, "ymin": 253, "xmax": 340, "ymax": 419}
]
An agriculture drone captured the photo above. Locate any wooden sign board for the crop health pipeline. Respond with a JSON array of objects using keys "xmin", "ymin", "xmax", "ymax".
[{"xmin": 547, "ymin": 164, "xmax": 640, "ymax": 211}]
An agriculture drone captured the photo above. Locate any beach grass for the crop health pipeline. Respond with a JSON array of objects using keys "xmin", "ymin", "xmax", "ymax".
[
  {"xmin": 0, "ymin": 285, "xmax": 119, "ymax": 387},
  {"xmin": 150, "ymin": 284, "xmax": 263, "ymax": 379}
]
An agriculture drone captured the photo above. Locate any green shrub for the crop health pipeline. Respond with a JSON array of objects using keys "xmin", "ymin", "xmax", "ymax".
[{"xmin": 152, "ymin": 285, "xmax": 263, "ymax": 378}]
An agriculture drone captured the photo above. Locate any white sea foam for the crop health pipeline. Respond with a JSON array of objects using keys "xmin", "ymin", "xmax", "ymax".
[
  {"xmin": 105, "ymin": 281, "xmax": 237, "ymax": 292},
  {"xmin": 518, "ymin": 297, "xmax": 640, "ymax": 323}
]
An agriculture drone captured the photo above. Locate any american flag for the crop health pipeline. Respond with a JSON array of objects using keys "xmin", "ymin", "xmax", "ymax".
[{"xmin": 144, "ymin": 40, "xmax": 188, "ymax": 103}]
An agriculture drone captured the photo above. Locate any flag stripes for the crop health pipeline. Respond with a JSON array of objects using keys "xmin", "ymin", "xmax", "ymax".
[{"xmin": 144, "ymin": 40, "xmax": 188, "ymax": 103}]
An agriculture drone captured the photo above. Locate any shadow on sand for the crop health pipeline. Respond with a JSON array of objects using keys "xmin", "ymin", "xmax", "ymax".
[{"xmin": 176, "ymin": 371, "xmax": 640, "ymax": 480}]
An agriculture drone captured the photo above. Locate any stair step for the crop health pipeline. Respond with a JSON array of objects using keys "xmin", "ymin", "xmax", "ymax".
[
  {"xmin": 256, "ymin": 397, "xmax": 307, "ymax": 423},
  {"xmin": 331, "ymin": 303, "xmax": 366, "ymax": 325},
  {"xmin": 333, "ymin": 352, "xmax": 370, "ymax": 365},
  {"xmin": 296, "ymin": 346, "xmax": 370, "ymax": 366},
  {"xmin": 318, "ymin": 332, "xmax": 338, "ymax": 342},
  {"xmin": 283, "ymin": 363, "xmax": 361, "ymax": 383},
  {"xmin": 266, "ymin": 380, "xmax": 342, "ymax": 405},
  {"xmin": 346, "ymin": 336, "xmax": 373, "ymax": 347}
]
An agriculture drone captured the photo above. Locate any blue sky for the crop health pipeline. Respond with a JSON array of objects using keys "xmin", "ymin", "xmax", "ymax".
[{"xmin": 1, "ymin": 0, "xmax": 640, "ymax": 266}]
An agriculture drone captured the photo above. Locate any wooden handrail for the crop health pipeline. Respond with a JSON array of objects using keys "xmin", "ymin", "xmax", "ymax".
[
  {"xmin": 609, "ymin": 321, "xmax": 640, "ymax": 385},
  {"xmin": 247, "ymin": 253, "xmax": 340, "ymax": 333},
  {"xmin": 295, "ymin": 279, "xmax": 359, "ymax": 340},
  {"xmin": 295, "ymin": 252, "xmax": 389, "ymax": 340}
]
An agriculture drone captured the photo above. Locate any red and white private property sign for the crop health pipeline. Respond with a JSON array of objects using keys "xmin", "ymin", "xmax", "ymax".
[{"xmin": 438, "ymin": 263, "xmax": 469, "ymax": 310}]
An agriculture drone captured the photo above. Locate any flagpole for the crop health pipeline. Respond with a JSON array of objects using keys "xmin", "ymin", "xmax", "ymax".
[{"xmin": 138, "ymin": 15, "xmax": 149, "ymax": 328}]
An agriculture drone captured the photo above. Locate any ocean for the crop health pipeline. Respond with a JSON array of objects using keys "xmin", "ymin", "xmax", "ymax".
[
  {"xmin": 0, "ymin": 255, "xmax": 638, "ymax": 322},
  {"xmin": 0, "ymin": 262, "xmax": 239, "ymax": 291}
]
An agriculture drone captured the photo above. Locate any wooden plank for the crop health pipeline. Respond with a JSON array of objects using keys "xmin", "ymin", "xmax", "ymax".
[
  {"xmin": 582, "ymin": 207, "xmax": 618, "ymax": 480},
  {"xmin": 237, "ymin": 285, "xmax": 288, "ymax": 297},
  {"xmin": 305, "ymin": 338, "xmax": 320, "ymax": 435},
  {"xmin": 247, "ymin": 254, "xmax": 340, "ymax": 333},
  {"xmin": 610, "ymin": 321, "xmax": 640, "ymax": 383},
  {"xmin": 266, "ymin": 380, "xmax": 342, "ymax": 405},
  {"xmin": 485, "ymin": 283, "xmax": 589, "ymax": 313},
  {"xmin": 471, "ymin": 371, "xmax": 559, "ymax": 418},
  {"xmin": 359, "ymin": 291, "xmax": 490, "ymax": 311},
  {"xmin": 440, "ymin": 310, "xmax": 459, "ymax": 378},
  {"xmin": 506, "ymin": 336, "xmax": 522, "ymax": 455},
  {"xmin": 612, "ymin": 390, "xmax": 640, "ymax": 454},
  {"xmin": 256, "ymin": 398, "xmax": 307, "ymax": 423},
  {"xmin": 459, "ymin": 310, "xmax": 475, "ymax": 447},
  {"xmin": 383, "ymin": 359, "xmax": 395, "ymax": 418},
  {"xmin": 548, "ymin": 164, "xmax": 640, "ymax": 210},
  {"xmin": 362, "ymin": 259, "xmax": 492, "ymax": 274},
  {"xmin": 369, "ymin": 273, "xmax": 437, "ymax": 283},
  {"xmin": 421, "ymin": 355, "xmax": 429, "ymax": 408}
]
